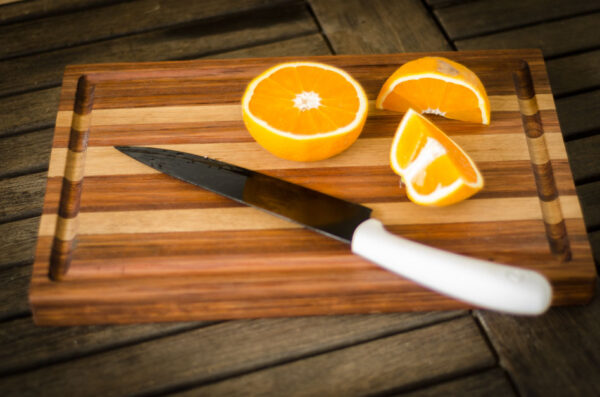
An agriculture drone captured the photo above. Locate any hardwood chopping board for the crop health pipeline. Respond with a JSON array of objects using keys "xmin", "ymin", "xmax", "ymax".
[{"xmin": 30, "ymin": 50, "xmax": 597, "ymax": 325}]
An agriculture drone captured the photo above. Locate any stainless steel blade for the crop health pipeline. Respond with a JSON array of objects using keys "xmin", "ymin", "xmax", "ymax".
[{"xmin": 115, "ymin": 146, "xmax": 372, "ymax": 243}]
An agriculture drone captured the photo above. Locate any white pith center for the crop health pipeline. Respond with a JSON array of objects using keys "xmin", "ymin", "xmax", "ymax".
[
  {"xmin": 422, "ymin": 107, "xmax": 447, "ymax": 117},
  {"xmin": 403, "ymin": 137, "xmax": 447, "ymax": 187},
  {"xmin": 293, "ymin": 91, "xmax": 321, "ymax": 111}
]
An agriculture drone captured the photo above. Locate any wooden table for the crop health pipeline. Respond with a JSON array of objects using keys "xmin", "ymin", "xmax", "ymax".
[{"xmin": 1, "ymin": 1, "xmax": 599, "ymax": 395}]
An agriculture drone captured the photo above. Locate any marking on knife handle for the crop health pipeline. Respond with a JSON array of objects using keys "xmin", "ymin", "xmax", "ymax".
[
  {"xmin": 49, "ymin": 75, "xmax": 94, "ymax": 280},
  {"xmin": 513, "ymin": 60, "xmax": 571, "ymax": 261}
]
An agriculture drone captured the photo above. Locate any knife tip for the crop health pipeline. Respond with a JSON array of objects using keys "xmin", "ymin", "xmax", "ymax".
[{"xmin": 114, "ymin": 145, "xmax": 134, "ymax": 153}]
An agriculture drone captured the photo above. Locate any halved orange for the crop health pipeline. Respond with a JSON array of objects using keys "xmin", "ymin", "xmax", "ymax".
[
  {"xmin": 242, "ymin": 62, "xmax": 368, "ymax": 161},
  {"xmin": 377, "ymin": 57, "xmax": 490, "ymax": 125},
  {"xmin": 391, "ymin": 108, "xmax": 484, "ymax": 206}
]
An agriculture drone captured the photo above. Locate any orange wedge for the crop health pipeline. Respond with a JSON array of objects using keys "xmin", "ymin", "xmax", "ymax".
[
  {"xmin": 377, "ymin": 56, "xmax": 490, "ymax": 125},
  {"xmin": 391, "ymin": 108, "xmax": 484, "ymax": 206},
  {"xmin": 242, "ymin": 61, "xmax": 368, "ymax": 162}
]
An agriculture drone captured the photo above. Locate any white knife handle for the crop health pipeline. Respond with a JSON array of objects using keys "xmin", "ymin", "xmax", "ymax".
[{"xmin": 351, "ymin": 219, "xmax": 552, "ymax": 315}]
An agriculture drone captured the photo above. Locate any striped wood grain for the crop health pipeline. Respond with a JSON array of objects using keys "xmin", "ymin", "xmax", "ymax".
[
  {"xmin": 49, "ymin": 76, "xmax": 93, "ymax": 280},
  {"xmin": 513, "ymin": 61, "xmax": 570, "ymax": 260},
  {"xmin": 30, "ymin": 50, "xmax": 597, "ymax": 324}
]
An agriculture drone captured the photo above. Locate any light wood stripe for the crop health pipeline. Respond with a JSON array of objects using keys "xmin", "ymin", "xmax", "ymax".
[
  {"xmin": 518, "ymin": 97, "xmax": 539, "ymax": 116},
  {"xmin": 527, "ymin": 93, "xmax": 554, "ymax": 110},
  {"xmin": 71, "ymin": 113, "xmax": 92, "ymax": 132},
  {"xmin": 63, "ymin": 150, "xmax": 87, "ymax": 182},
  {"xmin": 540, "ymin": 198, "xmax": 567, "ymax": 225},
  {"xmin": 47, "ymin": 134, "xmax": 568, "ymax": 177},
  {"xmin": 55, "ymin": 216, "xmax": 79, "ymax": 241},
  {"xmin": 38, "ymin": 196, "xmax": 583, "ymax": 237},
  {"xmin": 526, "ymin": 135, "xmax": 551, "ymax": 165},
  {"xmin": 53, "ymin": 94, "xmax": 556, "ymax": 127}
]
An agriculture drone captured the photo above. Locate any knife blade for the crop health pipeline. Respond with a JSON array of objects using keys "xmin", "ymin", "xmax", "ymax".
[{"xmin": 115, "ymin": 146, "xmax": 552, "ymax": 315}]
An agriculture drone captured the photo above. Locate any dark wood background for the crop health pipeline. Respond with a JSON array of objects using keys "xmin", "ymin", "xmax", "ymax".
[{"xmin": 0, "ymin": 0, "xmax": 599, "ymax": 395}]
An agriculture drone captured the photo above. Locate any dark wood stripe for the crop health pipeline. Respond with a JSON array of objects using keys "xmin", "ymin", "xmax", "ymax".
[
  {"xmin": 73, "ymin": 75, "xmax": 95, "ymax": 116},
  {"xmin": 68, "ymin": 125, "xmax": 90, "ymax": 152},
  {"xmin": 40, "ymin": 161, "xmax": 577, "ymax": 214},
  {"xmin": 513, "ymin": 60, "xmax": 536, "ymax": 100},
  {"xmin": 49, "ymin": 237, "xmax": 76, "ymax": 280},
  {"xmin": 532, "ymin": 162, "xmax": 560, "ymax": 202},
  {"xmin": 57, "ymin": 179, "xmax": 83, "ymax": 218},
  {"xmin": 521, "ymin": 113, "xmax": 544, "ymax": 138},
  {"xmin": 34, "ymin": 220, "xmax": 588, "ymax": 280},
  {"xmin": 54, "ymin": 50, "xmax": 555, "ymax": 111},
  {"xmin": 544, "ymin": 220, "xmax": 571, "ymax": 261},
  {"xmin": 48, "ymin": 110, "xmax": 561, "ymax": 149}
]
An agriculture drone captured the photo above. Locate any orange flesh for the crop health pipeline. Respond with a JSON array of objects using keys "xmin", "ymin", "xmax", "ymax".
[
  {"xmin": 248, "ymin": 65, "xmax": 360, "ymax": 135},
  {"xmin": 395, "ymin": 114, "xmax": 478, "ymax": 194},
  {"xmin": 382, "ymin": 78, "xmax": 482, "ymax": 123}
]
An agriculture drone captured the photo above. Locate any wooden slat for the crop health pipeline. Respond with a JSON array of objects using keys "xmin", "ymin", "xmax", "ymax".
[
  {"xmin": 0, "ymin": 317, "xmax": 205, "ymax": 376},
  {"xmin": 309, "ymin": 0, "xmax": 451, "ymax": 53},
  {"xmin": 565, "ymin": 134, "xmax": 600, "ymax": 183},
  {"xmin": 0, "ymin": 173, "xmax": 46, "ymax": 223},
  {"xmin": 577, "ymin": 181, "xmax": 600, "ymax": 230},
  {"xmin": 400, "ymin": 368, "xmax": 516, "ymax": 397},
  {"xmin": 0, "ymin": 129, "xmax": 53, "ymax": 178},
  {"xmin": 0, "ymin": 87, "xmax": 60, "ymax": 137},
  {"xmin": 51, "ymin": 51, "xmax": 554, "ymax": 113},
  {"xmin": 435, "ymin": 0, "xmax": 600, "ymax": 40},
  {"xmin": 424, "ymin": 0, "xmax": 481, "ymax": 9},
  {"xmin": 0, "ymin": 0, "xmax": 122, "ymax": 25},
  {"xmin": 591, "ymin": 231, "xmax": 600, "ymax": 264},
  {"xmin": 36, "ymin": 196, "xmax": 583, "ymax": 237},
  {"xmin": 172, "ymin": 317, "xmax": 494, "ymax": 397},
  {"xmin": 555, "ymin": 90, "xmax": 600, "ymax": 138},
  {"xmin": 0, "ymin": 2, "xmax": 319, "ymax": 97},
  {"xmin": 0, "ymin": 264, "xmax": 31, "ymax": 320},
  {"xmin": 51, "ymin": 94, "xmax": 556, "ymax": 124},
  {"xmin": 0, "ymin": 312, "xmax": 464, "ymax": 396},
  {"xmin": 0, "ymin": 217, "xmax": 39, "ymax": 267},
  {"xmin": 456, "ymin": 13, "xmax": 600, "ymax": 58},
  {"xmin": 44, "ymin": 133, "xmax": 566, "ymax": 177},
  {"xmin": 210, "ymin": 33, "xmax": 331, "ymax": 59},
  {"xmin": 547, "ymin": 50, "xmax": 600, "ymax": 96},
  {"xmin": 476, "ymin": 278, "xmax": 600, "ymax": 396},
  {"xmin": 37, "ymin": 161, "xmax": 576, "ymax": 214},
  {"xmin": 0, "ymin": 0, "xmax": 293, "ymax": 59},
  {"xmin": 31, "ymin": 220, "xmax": 581, "ymax": 279},
  {"xmin": 0, "ymin": 35, "xmax": 328, "ymax": 142}
]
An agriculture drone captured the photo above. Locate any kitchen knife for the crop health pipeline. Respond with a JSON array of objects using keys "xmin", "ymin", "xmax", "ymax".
[{"xmin": 115, "ymin": 146, "xmax": 552, "ymax": 315}]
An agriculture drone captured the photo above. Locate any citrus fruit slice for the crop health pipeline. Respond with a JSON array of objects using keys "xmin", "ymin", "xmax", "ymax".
[
  {"xmin": 377, "ymin": 56, "xmax": 490, "ymax": 125},
  {"xmin": 391, "ymin": 108, "xmax": 484, "ymax": 206},
  {"xmin": 242, "ymin": 61, "xmax": 368, "ymax": 161}
]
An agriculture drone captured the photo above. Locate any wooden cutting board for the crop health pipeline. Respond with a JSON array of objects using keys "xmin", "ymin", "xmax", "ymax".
[{"xmin": 30, "ymin": 50, "xmax": 597, "ymax": 325}]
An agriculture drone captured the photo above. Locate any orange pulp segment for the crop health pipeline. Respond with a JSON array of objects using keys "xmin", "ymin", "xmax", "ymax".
[
  {"xmin": 377, "ymin": 57, "xmax": 490, "ymax": 125},
  {"xmin": 391, "ymin": 108, "xmax": 484, "ymax": 206},
  {"xmin": 242, "ymin": 62, "xmax": 368, "ymax": 161}
]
